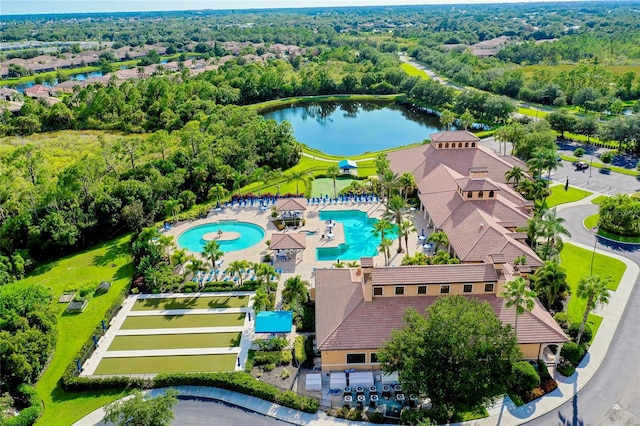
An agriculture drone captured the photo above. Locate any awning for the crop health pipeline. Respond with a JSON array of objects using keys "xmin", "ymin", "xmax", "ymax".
[
  {"xmin": 381, "ymin": 371, "xmax": 399, "ymax": 384},
  {"xmin": 255, "ymin": 311, "xmax": 293, "ymax": 334},
  {"xmin": 330, "ymin": 372, "xmax": 347, "ymax": 390},
  {"xmin": 349, "ymin": 371, "xmax": 374, "ymax": 387},
  {"xmin": 305, "ymin": 373, "xmax": 322, "ymax": 391},
  {"xmin": 338, "ymin": 159, "xmax": 357, "ymax": 169}
]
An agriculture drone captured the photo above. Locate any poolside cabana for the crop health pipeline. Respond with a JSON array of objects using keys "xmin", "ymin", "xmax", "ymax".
[
  {"xmin": 275, "ymin": 198, "xmax": 307, "ymax": 227},
  {"xmin": 255, "ymin": 311, "xmax": 293, "ymax": 334},
  {"xmin": 338, "ymin": 159, "xmax": 358, "ymax": 175},
  {"xmin": 270, "ymin": 233, "xmax": 306, "ymax": 262}
]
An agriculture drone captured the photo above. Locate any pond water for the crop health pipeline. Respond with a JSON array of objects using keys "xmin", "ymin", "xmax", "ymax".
[
  {"xmin": 262, "ymin": 101, "xmax": 451, "ymax": 156},
  {"xmin": 9, "ymin": 70, "xmax": 105, "ymax": 93}
]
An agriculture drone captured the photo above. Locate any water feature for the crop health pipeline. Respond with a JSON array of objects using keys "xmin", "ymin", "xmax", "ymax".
[
  {"xmin": 9, "ymin": 70, "xmax": 105, "ymax": 93},
  {"xmin": 262, "ymin": 100, "xmax": 451, "ymax": 156},
  {"xmin": 177, "ymin": 221, "xmax": 265, "ymax": 253},
  {"xmin": 316, "ymin": 210, "xmax": 397, "ymax": 261}
]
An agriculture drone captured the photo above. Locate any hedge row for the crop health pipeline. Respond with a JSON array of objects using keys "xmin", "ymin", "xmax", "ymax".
[
  {"xmin": 4, "ymin": 385, "xmax": 42, "ymax": 426},
  {"xmin": 181, "ymin": 281, "xmax": 260, "ymax": 293},
  {"xmin": 154, "ymin": 372, "xmax": 319, "ymax": 413},
  {"xmin": 252, "ymin": 350, "xmax": 292, "ymax": 366}
]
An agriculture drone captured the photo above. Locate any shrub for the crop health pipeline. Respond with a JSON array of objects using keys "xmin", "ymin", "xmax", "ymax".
[
  {"xmin": 181, "ymin": 282, "xmax": 198, "ymax": 293},
  {"xmin": 511, "ymin": 361, "xmax": 540, "ymax": 394},
  {"xmin": 600, "ymin": 151, "xmax": 614, "ymax": 164},
  {"xmin": 568, "ymin": 322, "xmax": 593, "ymax": 343},
  {"xmin": 4, "ymin": 385, "xmax": 42, "ymax": 426},
  {"xmin": 553, "ymin": 312, "xmax": 569, "ymax": 330},
  {"xmin": 537, "ymin": 359, "xmax": 551, "ymax": 380},
  {"xmin": 561, "ymin": 341, "xmax": 584, "ymax": 364},
  {"xmin": 294, "ymin": 336, "xmax": 307, "ymax": 364},
  {"xmin": 252, "ymin": 350, "xmax": 291, "ymax": 366},
  {"xmin": 557, "ymin": 360, "xmax": 576, "ymax": 377},
  {"xmin": 263, "ymin": 363, "xmax": 276, "ymax": 372},
  {"xmin": 281, "ymin": 369, "xmax": 290, "ymax": 379},
  {"xmin": 574, "ymin": 147, "xmax": 585, "ymax": 158}
]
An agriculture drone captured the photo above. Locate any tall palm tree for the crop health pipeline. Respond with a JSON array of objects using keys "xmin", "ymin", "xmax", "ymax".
[
  {"xmin": 439, "ymin": 109, "xmax": 456, "ymax": 130},
  {"xmin": 501, "ymin": 276, "xmax": 537, "ymax": 339},
  {"xmin": 282, "ymin": 275, "xmax": 309, "ymax": 313},
  {"xmin": 185, "ymin": 257, "xmax": 207, "ymax": 287},
  {"xmin": 251, "ymin": 167, "xmax": 265, "ymax": 198},
  {"xmin": 253, "ymin": 287, "xmax": 270, "ymax": 314},
  {"xmin": 459, "ymin": 109, "xmax": 474, "ymax": 131},
  {"xmin": 228, "ymin": 259, "xmax": 250, "ymax": 286},
  {"xmin": 170, "ymin": 248, "xmax": 188, "ymax": 277},
  {"xmin": 430, "ymin": 250, "xmax": 460, "ymax": 265},
  {"xmin": 399, "ymin": 172, "xmax": 416, "ymax": 200},
  {"xmin": 254, "ymin": 263, "xmax": 279, "ymax": 292},
  {"xmin": 505, "ymin": 166, "xmax": 526, "ymax": 188},
  {"xmin": 540, "ymin": 208, "xmax": 571, "ymax": 261},
  {"xmin": 228, "ymin": 170, "xmax": 245, "ymax": 197},
  {"xmin": 532, "ymin": 261, "xmax": 568, "ymax": 310},
  {"xmin": 379, "ymin": 169, "xmax": 400, "ymax": 203},
  {"xmin": 427, "ymin": 231, "xmax": 449, "ymax": 253},
  {"xmin": 202, "ymin": 240, "xmax": 224, "ymax": 280},
  {"xmin": 378, "ymin": 237, "xmax": 393, "ymax": 266},
  {"xmin": 399, "ymin": 219, "xmax": 416, "ymax": 254},
  {"xmin": 265, "ymin": 168, "xmax": 284, "ymax": 195},
  {"xmin": 495, "ymin": 122, "xmax": 525, "ymax": 156},
  {"xmin": 326, "ymin": 164, "xmax": 341, "ymax": 198},
  {"xmin": 384, "ymin": 195, "xmax": 409, "ymax": 253},
  {"xmin": 208, "ymin": 183, "xmax": 228, "ymax": 206},
  {"xmin": 576, "ymin": 275, "xmax": 611, "ymax": 345},
  {"xmin": 287, "ymin": 170, "xmax": 308, "ymax": 196},
  {"xmin": 162, "ymin": 198, "xmax": 183, "ymax": 224},
  {"xmin": 527, "ymin": 148, "xmax": 560, "ymax": 186}
]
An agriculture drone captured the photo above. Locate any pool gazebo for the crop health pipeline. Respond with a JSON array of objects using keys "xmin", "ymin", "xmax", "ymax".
[
  {"xmin": 270, "ymin": 232, "xmax": 306, "ymax": 262},
  {"xmin": 338, "ymin": 159, "xmax": 357, "ymax": 175},
  {"xmin": 275, "ymin": 198, "xmax": 307, "ymax": 226}
]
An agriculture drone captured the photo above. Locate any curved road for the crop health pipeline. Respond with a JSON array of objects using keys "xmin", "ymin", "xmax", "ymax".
[{"xmin": 525, "ymin": 203, "xmax": 640, "ymax": 425}]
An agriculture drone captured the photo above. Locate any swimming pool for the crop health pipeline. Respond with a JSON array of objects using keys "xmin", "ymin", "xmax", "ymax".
[
  {"xmin": 316, "ymin": 210, "xmax": 396, "ymax": 261},
  {"xmin": 177, "ymin": 221, "xmax": 265, "ymax": 253}
]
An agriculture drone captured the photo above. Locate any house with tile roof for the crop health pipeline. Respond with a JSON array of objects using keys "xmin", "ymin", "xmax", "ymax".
[
  {"xmin": 313, "ymin": 131, "xmax": 567, "ymax": 372},
  {"xmin": 314, "ymin": 257, "xmax": 568, "ymax": 371}
]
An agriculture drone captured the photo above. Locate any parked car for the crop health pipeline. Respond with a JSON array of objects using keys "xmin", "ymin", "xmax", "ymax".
[{"xmin": 576, "ymin": 161, "xmax": 589, "ymax": 170}]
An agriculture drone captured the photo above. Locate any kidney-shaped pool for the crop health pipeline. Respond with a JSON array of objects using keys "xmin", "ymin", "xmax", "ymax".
[{"xmin": 177, "ymin": 221, "xmax": 265, "ymax": 253}]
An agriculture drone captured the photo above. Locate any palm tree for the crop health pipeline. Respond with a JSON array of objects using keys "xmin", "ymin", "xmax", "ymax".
[
  {"xmin": 326, "ymin": 164, "xmax": 341, "ymax": 199},
  {"xmin": 384, "ymin": 195, "xmax": 409, "ymax": 253},
  {"xmin": 527, "ymin": 148, "xmax": 560, "ymax": 186},
  {"xmin": 430, "ymin": 250, "xmax": 460, "ymax": 265},
  {"xmin": 399, "ymin": 219, "xmax": 416, "ymax": 254},
  {"xmin": 505, "ymin": 166, "xmax": 526, "ymax": 188},
  {"xmin": 495, "ymin": 122, "xmax": 525, "ymax": 156},
  {"xmin": 501, "ymin": 276, "xmax": 537, "ymax": 339},
  {"xmin": 228, "ymin": 259, "xmax": 250, "ymax": 286},
  {"xmin": 439, "ymin": 109, "xmax": 456, "ymax": 130},
  {"xmin": 427, "ymin": 231, "xmax": 449, "ymax": 253},
  {"xmin": 254, "ymin": 263, "xmax": 279, "ymax": 292},
  {"xmin": 540, "ymin": 208, "xmax": 571, "ymax": 261},
  {"xmin": 287, "ymin": 170, "xmax": 308, "ymax": 196},
  {"xmin": 532, "ymin": 261, "xmax": 568, "ymax": 310},
  {"xmin": 265, "ymin": 168, "xmax": 284, "ymax": 195},
  {"xmin": 228, "ymin": 170, "xmax": 245, "ymax": 197},
  {"xmin": 282, "ymin": 275, "xmax": 309, "ymax": 313},
  {"xmin": 399, "ymin": 172, "xmax": 416, "ymax": 200},
  {"xmin": 162, "ymin": 198, "xmax": 183, "ymax": 224},
  {"xmin": 253, "ymin": 287, "xmax": 270, "ymax": 314},
  {"xmin": 185, "ymin": 257, "xmax": 207, "ymax": 287},
  {"xmin": 459, "ymin": 109, "xmax": 475, "ymax": 131},
  {"xmin": 379, "ymin": 169, "xmax": 400, "ymax": 203},
  {"xmin": 170, "ymin": 248, "xmax": 188, "ymax": 276},
  {"xmin": 208, "ymin": 183, "xmax": 228, "ymax": 207},
  {"xmin": 202, "ymin": 240, "xmax": 224, "ymax": 280},
  {"xmin": 378, "ymin": 237, "xmax": 393, "ymax": 266},
  {"xmin": 576, "ymin": 275, "xmax": 611, "ymax": 345},
  {"xmin": 374, "ymin": 152, "xmax": 390, "ymax": 175},
  {"xmin": 251, "ymin": 167, "xmax": 266, "ymax": 198},
  {"xmin": 372, "ymin": 218, "xmax": 394, "ymax": 251}
]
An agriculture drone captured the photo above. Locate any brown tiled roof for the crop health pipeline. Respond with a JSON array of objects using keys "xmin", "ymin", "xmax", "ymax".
[
  {"xmin": 455, "ymin": 177, "xmax": 500, "ymax": 192},
  {"xmin": 315, "ymin": 283, "xmax": 568, "ymax": 351},
  {"xmin": 370, "ymin": 264, "xmax": 497, "ymax": 286},
  {"xmin": 489, "ymin": 253, "xmax": 506, "ymax": 264},
  {"xmin": 270, "ymin": 233, "xmax": 306, "ymax": 250},
  {"xmin": 430, "ymin": 130, "xmax": 480, "ymax": 143},
  {"xmin": 276, "ymin": 198, "xmax": 307, "ymax": 211},
  {"xmin": 360, "ymin": 257, "xmax": 374, "ymax": 268}
]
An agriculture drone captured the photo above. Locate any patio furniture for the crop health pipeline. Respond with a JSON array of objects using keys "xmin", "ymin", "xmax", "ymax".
[
  {"xmin": 356, "ymin": 386, "xmax": 365, "ymax": 394},
  {"xmin": 369, "ymin": 385, "xmax": 378, "ymax": 394},
  {"xmin": 393, "ymin": 384, "xmax": 402, "ymax": 392},
  {"xmin": 370, "ymin": 394, "xmax": 379, "ymax": 407}
]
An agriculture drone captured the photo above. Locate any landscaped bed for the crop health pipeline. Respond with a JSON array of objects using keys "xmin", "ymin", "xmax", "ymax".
[
  {"xmin": 107, "ymin": 332, "xmax": 242, "ymax": 351},
  {"xmin": 132, "ymin": 295, "xmax": 249, "ymax": 311},
  {"xmin": 120, "ymin": 313, "xmax": 245, "ymax": 329},
  {"xmin": 94, "ymin": 354, "xmax": 237, "ymax": 375}
]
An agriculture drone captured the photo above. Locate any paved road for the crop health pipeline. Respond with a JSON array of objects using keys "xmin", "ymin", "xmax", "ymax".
[
  {"xmin": 525, "ymin": 203, "xmax": 640, "ymax": 425},
  {"xmin": 171, "ymin": 397, "xmax": 290, "ymax": 426}
]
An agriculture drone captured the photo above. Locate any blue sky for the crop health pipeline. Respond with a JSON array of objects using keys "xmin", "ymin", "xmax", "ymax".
[{"xmin": 2, "ymin": 0, "xmax": 591, "ymax": 16}]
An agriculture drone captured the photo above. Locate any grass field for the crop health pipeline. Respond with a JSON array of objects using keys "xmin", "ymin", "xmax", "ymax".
[
  {"xmin": 94, "ymin": 354, "xmax": 238, "ymax": 375},
  {"xmin": 21, "ymin": 235, "xmax": 134, "ymax": 426},
  {"xmin": 311, "ymin": 177, "xmax": 357, "ymax": 197},
  {"xmin": 120, "ymin": 313, "xmax": 246, "ymax": 329},
  {"xmin": 520, "ymin": 64, "xmax": 640, "ymax": 79},
  {"xmin": 546, "ymin": 185, "xmax": 592, "ymax": 208},
  {"xmin": 584, "ymin": 214, "xmax": 599, "ymax": 230},
  {"xmin": 591, "ymin": 195, "xmax": 608, "ymax": 205},
  {"xmin": 401, "ymin": 62, "xmax": 429, "ymax": 79},
  {"xmin": 561, "ymin": 243, "xmax": 625, "ymax": 340},
  {"xmin": 132, "ymin": 295, "xmax": 249, "ymax": 311},
  {"xmin": 107, "ymin": 332, "xmax": 242, "ymax": 351}
]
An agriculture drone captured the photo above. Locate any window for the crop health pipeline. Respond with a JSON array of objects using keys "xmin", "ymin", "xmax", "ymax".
[
  {"xmin": 484, "ymin": 283, "xmax": 494, "ymax": 292},
  {"xmin": 440, "ymin": 285, "xmax": 450, "ymax": 294},
  {"xmin": 463, "ymin": 284, "xmax": 473, "ymax": 293},
  {"xmin": 478, "ymin": 191, "xmax": 484, "ymax": 198},
  {"xmin": 373, "ymin": 286, "xmax": 383, "ymax": 296},
  {"xmin": 465, "ymin": 142, "xmax": 469, "ymax": 147},
  {"xmin": 489, "ymin": 191, "xmax": 494, "ymax": 198},
  {"xmin": 438, "ymin": 143, "xmax": 442, "ymax": 148},
  {"xmin": 371, "ymin": 353, "xmax": 378, "ymax": 363},
  {"xmin": 395, "ymin": 286, "xmax": 405, "ymax": 295},
  {"xmin": 417, "ymin": 285, "xmax": 427, "ymax": 295},
  {"xmin": 467, "ymin": 192, "xmax": 472, "ymax": 198},
  {"xmin": 471, "ymin": 142, "xmax": 476, "ymax": 147},
  {"xmin": 458, "ymin": 143, "xmax": 463, "ymax": 148},
  {"xmin": 347, "ymin": 353, "xmax": 366, "ymax": 364},
  {"xmin": 445, "ymin": 143, "xmax": 449, "ymax": 148}
]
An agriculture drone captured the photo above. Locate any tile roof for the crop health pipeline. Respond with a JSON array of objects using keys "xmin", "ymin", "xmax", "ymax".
[
  {"xmin": 455, "ymin": 177, "xmax": 500, "ymax": 191},
  {"xmin": 370, "ymin": 264, "xmax": 497, "ymax": 286},
  {"xmin": 269, "ymin": 233, "xmax": 306, "ymax": 250},
  {"xmin": 430, "ymin": 130, "xmax": 480, "ymax": 143},
  {"xmin": 276, "ymin": 198, "xmax": 307, "ymax": 211},
  {"xmin": 315, "ymin": 272, "xmax": 568, "ymax": 351}
]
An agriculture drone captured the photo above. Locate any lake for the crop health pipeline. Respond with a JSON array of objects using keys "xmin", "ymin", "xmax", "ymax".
[{"xmin": 262, "ymin": 100, "xmax": 451, "ymax": 156}]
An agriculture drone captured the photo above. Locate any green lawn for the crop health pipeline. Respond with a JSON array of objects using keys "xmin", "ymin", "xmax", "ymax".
[
  {"xmin": 584, "ymin": 214, "xmax": 599, "ymax": 230},
  {"xmin": 545, "ymin": 185, "xmax": 592, "ymax": 208},
  {"xmin": 93, "ymin": 354, "xmax": 238, "ymax": 375},
  {"xmin": 21, "ymin": 235, "xmax": 134, "ymax": 426},
  {"xmin": 401, "ymin": 62, "xmax": 429, "ymax": 79},
  {"xmin": 517, "ymin": 107, "xmax": 549, "ymax": 118},
  {"xmin": 107, "ymin": 332, "xmax": 241, "ymax": 351},
  {"xmin": 561, "ymin": 243, "xmax": 626, "ymax": 340},
  {"xmin": 120, "ymin": 313, "xmax": 245, "ymax": 329},
  {"xmin": 591, "ymin": 195, "xmax": 608, "ymax": 205},
  {"xmin": 311, "ymin": 177, "xmax": 357, "ymax": 197},
  {"xmin": 132, "ymin": 295, "xmax": 249, "ymax": 311},
  {"xmin": 584, "ymin": 212, "xmax": 640, "ymax": 243}
]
